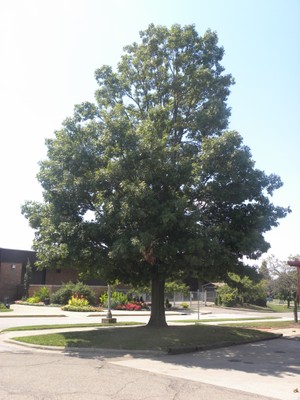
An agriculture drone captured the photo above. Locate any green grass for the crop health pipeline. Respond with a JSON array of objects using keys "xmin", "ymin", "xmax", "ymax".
[
  {"xmin": 11, "ymin": 324, "xmax": 278, "ymax": 351},
  {"xmin": 0, "ymin": 303, "xmax": 12, "ymax": 312},
  {"xmin": 219, "ymin": 320, "xmax": 299, "ymax": 329},
  {"xmin": 171, "ymin": 317, "xmax": 279, "ymax": 323},
  {"xmin": 2, "ymin": 321, "xmax": 143, "ymax": 332},
  {"xmin": 211, "ymin": 302, "xmax": 294, "ymax": 313},
  {"xmin": 266, "ymin": 302, "xmax": 296, "ymax": 313}
]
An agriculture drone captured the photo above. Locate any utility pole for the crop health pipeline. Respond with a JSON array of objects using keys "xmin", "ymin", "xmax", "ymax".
[{"xmin": 287, "ymin": 259, "xmax": 300, "ymax": 323}]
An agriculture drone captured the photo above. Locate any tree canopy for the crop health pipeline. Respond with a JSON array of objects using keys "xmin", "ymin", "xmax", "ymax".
[{"xmin": 22, "ymin": 24, "xmax": 290, "ymax": 327}]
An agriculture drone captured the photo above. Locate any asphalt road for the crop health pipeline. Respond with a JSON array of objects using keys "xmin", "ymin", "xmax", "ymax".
[
  {"xmin": 0, "ymin": 345, "xmax": 280, "ymax": 400},
  {"xmin": 0, "ymin": 304, "xmax": 299, "ymax": 400}
]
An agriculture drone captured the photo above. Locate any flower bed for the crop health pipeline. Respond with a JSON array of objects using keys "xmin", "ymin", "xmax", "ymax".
[
  {"xmin": 115, "ymin": 302, "xmax": 147, "ymax": 311},
  {"xmin": 61, "ymin": 305, "xmax": 103, "ymax": 312}
]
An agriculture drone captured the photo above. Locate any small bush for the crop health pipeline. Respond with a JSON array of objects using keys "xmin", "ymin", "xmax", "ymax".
[
  {"xmin": 34, "ymin": 287, "xmax": 50, "ymax": 302},
  {"xmin": 26, "ymin": 296, "xmax": 41, "ymax": 304},
  {"xmin": 115, "ymin": 302, "xmax": 142, "ymax": 311},
  {"xmin": 0, "ymin": 303, "xmax": 7, "ymax": 310},
  {"xmin": 217, "ymin": 285, "xmax": 239, "ymax": 307},
  {"xmin": 50, "ymin": 282, "xmax": 96, "ymax": 305},
  {"xmin": 50, "ymin": 286, "xmax": 71, "ymax": 305},
  {"xmin": 68, "ymin": 294, "xmax": 89, "ymax": 307},
  {"xmin": 72, "ymin": 282, "xmax": 96, "ymax": 304}
]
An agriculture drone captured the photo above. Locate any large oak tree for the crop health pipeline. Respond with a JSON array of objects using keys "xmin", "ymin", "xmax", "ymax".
[{"xmin": 22, "ymin": 24, "xmax": 289, "ymax": 327}]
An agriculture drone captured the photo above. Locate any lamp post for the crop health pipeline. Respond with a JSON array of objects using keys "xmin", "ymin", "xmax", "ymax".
[
  {"xmin": 101, "ymin": 283, "xmax": 117, "ymax": 324},
  {"xmin": 106, "ymin": 283, "xmax": 112, "ymax": 319}
]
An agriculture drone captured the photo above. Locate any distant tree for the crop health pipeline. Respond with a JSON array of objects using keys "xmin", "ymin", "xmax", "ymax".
[
  {"xmin": 23, "ymin": 258, "xmax": 32, "ymax": 298},
  {"xmin": 259, "ymin": 259, "xmax": 273, "ymax": 298},
  {"xmin": 218, "ymin": 271, "xmax": 268, "ymax": 307},
  {"xmin": 259, "ymin": 259, "xmax": 272, "ymax": 281},
  {"xmin": 22, "ymin": 24, "xmax": 290, "ymax": 327},
  {"xmin": 264, "ymin": 255, "xmax": 298, "ymax": 307},
  {"xmin": 165, "ymin": 281, "xmax": 189, "ymax": 296}
]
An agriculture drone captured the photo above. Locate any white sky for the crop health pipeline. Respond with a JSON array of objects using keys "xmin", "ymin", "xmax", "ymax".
[{"xmin": 0, "ymin": 0, "xmax": 299, "ymax": 262}]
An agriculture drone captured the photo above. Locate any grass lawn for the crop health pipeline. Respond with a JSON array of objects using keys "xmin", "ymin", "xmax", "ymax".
[
  {"xmin": 2, "ymin": 321, "xmax": 143, "ymax": 332},
  {"xmin": 171, "ymin": 317, "xmax": 279, "ymax": 323},
  {"xmin": 266, "ymin": 302, "xmax": 296, "ymax": 313},
  {"xmin": 220, "ymin": 320, "xmax": 299, "ymax": 329},
  {"xmin": 11, "ymin": 324, "xmax": 279, "ymax": 352}
]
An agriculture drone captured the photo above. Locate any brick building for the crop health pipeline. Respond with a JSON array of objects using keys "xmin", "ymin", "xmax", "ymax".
[
  {"xmin": 0, "ymin": 247, "xmax": 106, "ymax": 302},
  {"xmin": 0, "ymin": 247, "xmax": 36, "ymax": 302}
]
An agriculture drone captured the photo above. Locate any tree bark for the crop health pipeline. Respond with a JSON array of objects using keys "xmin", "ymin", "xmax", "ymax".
[{"xmin": 147, "ymin": 266, "xmax": 168, "ymax": 328}]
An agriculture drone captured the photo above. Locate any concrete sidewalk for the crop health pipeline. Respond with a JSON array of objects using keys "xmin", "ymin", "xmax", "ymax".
[{"xmin": 111, "ymin": 336, "xmax": 300, "ymax": 400}]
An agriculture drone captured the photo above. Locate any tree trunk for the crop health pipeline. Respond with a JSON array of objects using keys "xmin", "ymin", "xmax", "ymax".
[{"xmin": 147, "ymin": 266, "xmax": 168, "ymax": 328}]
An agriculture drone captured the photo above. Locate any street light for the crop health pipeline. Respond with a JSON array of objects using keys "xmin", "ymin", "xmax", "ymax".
[
  {"xmin": 101, "ymin": 283, "xmax": 117, "ymax": 324},
  {"xmin": 106, "ymin": 283, "xmax": 112, "ymax": 319}
]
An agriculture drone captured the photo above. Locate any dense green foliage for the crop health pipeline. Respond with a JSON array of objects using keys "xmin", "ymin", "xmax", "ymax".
[
  {"xmin": 34, "ymin": 286, "xmax": 50, "ymax": 302},
  {"xmin": 50, "ymin": 282, "xmax": 96, "ymax": 305},
  {"xmin": 217, "ymin": 272, "xmax": 268, "ymax": 307},
  {"xmin": 262, "ymin": 255, "xmax": 299, "ymax": 307},
  {"xmin": 23, "ymin": 259, "xmax": 32, "ymax": 298},
  {"xmin": 26, "ymin": 296, "xmax": 42, "ymax": 304},
  {"xmin": 22, "ymin": 24, "xmax": 289, "ymax": 326},
  {"xmin": 99, "ymin": 291, "xmax": 128, "ymax": 308}
]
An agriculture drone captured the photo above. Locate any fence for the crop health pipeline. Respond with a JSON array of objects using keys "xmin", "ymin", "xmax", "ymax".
[
  {"xmin": 115, "ymin": 288, "xmax": 216, "ymax": 307},
  {"xmin": 15, "ymin": 284, "xmax": 216, "ymax": 307}
]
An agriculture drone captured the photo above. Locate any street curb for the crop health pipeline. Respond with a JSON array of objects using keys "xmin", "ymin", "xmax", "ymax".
[
  {"xmin": 167, "ymin": 333, "xmax": 283, "ymax": 355},
  {"xmin": 4, "ymin": 338, "xmax": 165, "ymax": 357}
]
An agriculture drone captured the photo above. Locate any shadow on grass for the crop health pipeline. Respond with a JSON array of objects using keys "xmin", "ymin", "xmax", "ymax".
[
  {"xmin": 11, "ymin": 323, "xmax": 300, "ymax": 379},
  {"xmin": 56, "ymin": 326, "xmax": 300, "ymax": 380},
  {"xmin": 12, "ymin": 324, "xmax": 278, "ymax": 353}
]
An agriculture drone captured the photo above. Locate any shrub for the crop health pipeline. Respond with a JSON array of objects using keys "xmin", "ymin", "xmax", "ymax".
[
  {"xmin": 33, "ymin": 287, "xmax": 50, "ymax": 302},
  {"xmin": 26, "ymin": 296, "xmax": 41, "ymax": 304},
  {"xmin": 217, "ymin": 285, "xmax": 239, "ymax": 307},
  {"xmin": 115, "ymin": 302, "xmax": 142, "ymax": 311},
  {"xmin": 68, "ymin": 294, "xmax": 89, "ymax": 307},
  {"xmin": 23, "ymin": 259, "xmax": 32, "ymax": 298},
  {"xmin": 72, "ymin": 282, "xmax": 96, "ymax": 304},
  {"xmin": 50, "ymin": 282, "xmax": 96, "ymax": 305},
  {"xmin": 0, "ymin": 303, "xmax": 7, "ymax": 310},
  {"xmin": 217, "ymin": 274, "xmax": 268, "ymax": 307},
  {"xmin": 181, "ymin": 302, "xmax": 189, "ymax": 309},
  {"xmin": 99, "ymin": 291, "xmax": 128, "ymax": 308},
  {"xmin": 50, "ymin": 284, "xmax": 73, "ymax": 305}
]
